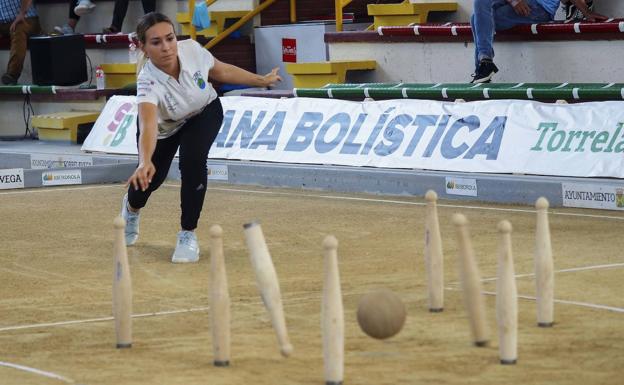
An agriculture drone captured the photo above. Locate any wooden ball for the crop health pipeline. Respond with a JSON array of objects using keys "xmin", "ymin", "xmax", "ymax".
[{"xmin": 357, "ymin": 289, "xmax": 406, "ymax": 340}]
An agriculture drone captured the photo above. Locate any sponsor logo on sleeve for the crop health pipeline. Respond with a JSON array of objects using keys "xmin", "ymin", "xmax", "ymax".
[{"xmin": 0, "ymin": 168, "xmax": 25, "ymax": 189}]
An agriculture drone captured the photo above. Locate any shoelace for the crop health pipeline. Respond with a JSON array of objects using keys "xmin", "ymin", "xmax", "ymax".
[
  {"xmin": 125, "ymin": 212, "xmax": 139, "ymax": 228},
  {"xmin": 178, "ymin": 232, "xmax": 196, "ymax": 247}
]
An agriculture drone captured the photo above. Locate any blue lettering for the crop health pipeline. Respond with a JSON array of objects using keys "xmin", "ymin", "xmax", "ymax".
[
  {"xmin": 225, "ymin": 110, "xmax": 267, "ymax": 148},
  {"xmin": 216, "ymin": 110, "xmax": 236, "ymax": 148},
  {"xmin": 403, "ymin": 115, "xmax": 438, "ymax": 157},
  {"xmin": 361, "ymin": 107, "xmax": 395, "ymax": 155},
  {"xmin": 249, "ymin": 111, "xmax": 286, "ymax": 150},
  {"xmin": 464, "ymin": 116, "xmax": 507, "ymax": 159},
  {"xmin": 315, "ymin": 113, "xmax": 350, "ymax": 153},
  {"xmin": 284, "ymin": 112, "xmax": 324, "ymax": 152},
  {"xmin": 374, "ymin": 114, "xmax": 411, "ymax": 156},
  {"xmin": 422, "ymin": 115, "xmax": 450, "ymax": 157},
  {"xmin": 440, "ymin": 116, "xmax": 479, "ymax": 159},
  {"xmin": 339, "ymin": 113, "xmax": 367, "ymax": 154}
]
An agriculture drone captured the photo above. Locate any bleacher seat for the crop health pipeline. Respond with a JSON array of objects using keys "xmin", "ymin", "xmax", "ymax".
[
  {"xmin": 367, "ymin": 1, "xmax": 458, "ymax": 29},
  {"xmin": 285, "ymin": 60, "xmax": 377, "ymax": 88},
  {"xmin": 31, "ymin": 111, "xmax": 101, "ymax": 144}
]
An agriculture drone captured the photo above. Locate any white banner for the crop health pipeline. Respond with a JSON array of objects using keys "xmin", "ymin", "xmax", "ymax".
[
  {"xmin": 31, "ymin": 154, "xmax": 93, "ymax": 169},
  {"xmin": 41, "ymin": 170, "xmax": 82, "ymax": 186},
  {"xmin": 82, "ymin": 96, "xmax": 624, "ymax": 178},
  {"xmin": 562, "ymin": 183, "xmax": 624, "ymax": 210},
  {"xmin": 0, "ymin": 168, "xmax": 24, "ymax": 190}
]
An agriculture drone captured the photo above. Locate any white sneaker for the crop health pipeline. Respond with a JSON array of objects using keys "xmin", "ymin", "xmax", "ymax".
[
  {"xmin": 171, "ymin": 231, "xmax": 200, "ymax": 263},
  {"xmin": 120, "ymin": 194, "xmax": 140, "ymax": 246},
  {"xmin": 74, "ymin": 0, "xmax": 96, "ymax": 16},
  {"xmin": 53, "ymin": 23, "xmax": 75, "ymax": 35}
]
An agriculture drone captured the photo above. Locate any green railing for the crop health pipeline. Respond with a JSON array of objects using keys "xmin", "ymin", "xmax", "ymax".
[{"xmin": 293, "ymin": 83, "xmax": 624, "ymax": 101}]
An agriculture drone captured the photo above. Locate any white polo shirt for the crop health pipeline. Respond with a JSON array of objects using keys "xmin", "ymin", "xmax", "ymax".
[{"xmin": 136, "ymin": 39, "xmax": 218, "ymax": 138}]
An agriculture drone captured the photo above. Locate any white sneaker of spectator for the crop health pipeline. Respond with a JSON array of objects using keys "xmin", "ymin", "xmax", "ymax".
[
  {"xmin": 53, "ymin": 23, "xmax": 75, "ymax": 35},
  {"xmin": 74, "ymin": 0, "xmax": 96, "ymax": 17}
]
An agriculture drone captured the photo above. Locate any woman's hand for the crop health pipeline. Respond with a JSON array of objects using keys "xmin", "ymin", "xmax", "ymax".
[
  {"xmin": 262, "ymin": 67, "xmax": 282, "ymax": 88},
  {"xmin": 127, "ymin": 161, "xmax": 156, "ymax": 192}
]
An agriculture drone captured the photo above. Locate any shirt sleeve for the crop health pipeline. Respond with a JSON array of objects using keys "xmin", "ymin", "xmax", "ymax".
[
  {"xmin": 191, "ymin": 39, "xmax": 215, "ymax": 71},
  {"xmin": 136, "ymin": 72, "xmax": 158, "ymax": 106}
]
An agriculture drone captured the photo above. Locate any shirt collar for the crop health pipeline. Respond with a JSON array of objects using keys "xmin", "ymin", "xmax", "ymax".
[{"xmin": 145, "ymin": 54, "xmax": 184, "ymax": 83}]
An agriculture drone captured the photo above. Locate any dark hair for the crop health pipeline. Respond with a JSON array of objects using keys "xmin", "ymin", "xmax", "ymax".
[{"xmin": 136, "ymin": 12, "xmax": 175, "ymax": 44}]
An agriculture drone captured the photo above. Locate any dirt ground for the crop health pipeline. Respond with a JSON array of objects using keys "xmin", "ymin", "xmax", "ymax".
[{"xmin": 1, "ymin": 182, "xmax": 623, "ymax": 385}]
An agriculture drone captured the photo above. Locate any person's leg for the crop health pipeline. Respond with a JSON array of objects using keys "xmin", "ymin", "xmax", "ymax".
[
  {"xmin": 493, "ymin": 0, "xmax": 552, "ymax": 31},
  {"xmin": 471, "ymin": 0, "xmax": 508, "ymax": 65},
  {"xmin": 110, "ymin": 0, "xmax": 130, "ymax": 32},
  {"xmin": 177, "ymin": 98, "xmax": 224, "ymax": 231},
  {"xmin": 127, "ymin": 129, "xmax": 181, "ymax": 210},
  {"xmin": 6, "ymin": 17, "xmax": 41, "ymax": 82},
  {"xmin": 141, "ymin": 0, "xmax": 156, "ymax": 14},
  {"xmin": 69, "ymin": 0, "xmax": 80, "ymax": 23}
]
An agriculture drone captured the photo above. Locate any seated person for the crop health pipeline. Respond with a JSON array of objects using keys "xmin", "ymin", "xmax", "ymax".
[
  {"xmin": 54, "ymin": 0, "xmax": 95, "ymax": 35},
  {"xmin": 470, "ymin": 0, "xmax": 607, "ymax": 83},
  {"xmin": 103, "ymin": 0, "xmax": 156, "ymax": 34},
  {"xmin": 561, "ymin": 0, "xmax": 597, "ymax": 21},
  {"xmin": 0, "ymin": 0, "xmax": 41, "ymax": 85}
]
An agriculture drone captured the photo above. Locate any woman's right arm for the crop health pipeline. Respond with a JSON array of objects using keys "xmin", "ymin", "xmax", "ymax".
[{"xmin": 127, "ymin": 102, "xmax": 159, "ymax": 191}]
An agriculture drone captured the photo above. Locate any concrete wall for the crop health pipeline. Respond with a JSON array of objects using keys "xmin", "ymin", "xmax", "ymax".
[{"xmin": 330, "ymin": 39, "xmax": 624, "ymax": 83}]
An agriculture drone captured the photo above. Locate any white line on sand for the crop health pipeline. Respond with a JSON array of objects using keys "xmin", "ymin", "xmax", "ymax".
[
  {"xmin": 0, "ymin": 361, "xmax": 77, "ymax": 384},
  {"xmin": 477, "ymin": 262, "xmax": 624, "ymax": 283},
  {"xmin": 190, "ymin": 185, "xmax": 624, "ymax": 221}
]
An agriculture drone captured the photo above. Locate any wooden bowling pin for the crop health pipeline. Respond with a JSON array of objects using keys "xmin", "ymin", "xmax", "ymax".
[
  {"xmin": 496, "ymin": 220, "xmax": 518, "ymax": 365},
  {"xmin": 535, "ymin": 197, "xmax": 554, "ymax": 327},
  {"xmin": 209, "ymin": 225, "xmax": 231, "ymax": 367},
  {"xmin": 452, "ymin": 213, "xmax": 489, "ymax": 347},
  {"xmin": 322, "ymin": 235, "xmax": 344, "ymax": 385},
  {"xmin": 113, "ymin": 216, "xmax": 132, "ymax": 348},
  {"xmin": 424, "ymin": 190, "xmax": 444, "ymax": 312},
  {"xmin": 243, "ymin": 221, "xmax": 293, "ymax": 357}
]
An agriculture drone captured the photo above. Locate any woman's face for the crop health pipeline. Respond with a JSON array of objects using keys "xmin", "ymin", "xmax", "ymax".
[{"xmin": 141, "ymin": 22, "xmax": 178, "ymax": 70}]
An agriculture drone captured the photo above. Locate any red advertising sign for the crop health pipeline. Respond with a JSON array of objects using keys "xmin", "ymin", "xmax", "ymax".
[{"xmin": 282, "ymin": 38, "xmax": 296, "ymax": 63}]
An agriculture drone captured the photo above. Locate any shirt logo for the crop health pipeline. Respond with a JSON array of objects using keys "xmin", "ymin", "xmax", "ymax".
[{"xmin": 193, "ymin": 71, "xmax": 206, "ymax": 90}]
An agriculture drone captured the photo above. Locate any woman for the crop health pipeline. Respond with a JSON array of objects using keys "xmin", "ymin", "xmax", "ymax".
[{"xmin": 123, "ymin": 12, "xmax": 281, "ymax": 263}]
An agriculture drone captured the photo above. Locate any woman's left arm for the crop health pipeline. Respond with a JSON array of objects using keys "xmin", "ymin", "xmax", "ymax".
[{"xmin": 210, "ymin": 59, "xmax": 282, "ymax": 88}]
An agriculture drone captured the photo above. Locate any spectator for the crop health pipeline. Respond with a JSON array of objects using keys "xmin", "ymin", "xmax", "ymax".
[
  {"xmin": 103, "ymin": 0, "xmax": 156, "ymax": 34},
  {"xmin": 123, "ymin": 12, "xmax": 281, "ymax": 263},
  {"xmin": 74, "ymin": 0, "xmax": 95, "ymax": 16},
  {"xmin": 470, "ymin": 0, "xmax": 607, "ymax": 83},
  {"xmin": 0, "ymin": 0, "xmax": 41, "ymax": 85},
  {"xmin": 562, "ymin": 0, "xmax": 598, "ymax": 22},
  {"xmin": 54, "ymin": 0, "xmax": 95, "ymax": 35}
]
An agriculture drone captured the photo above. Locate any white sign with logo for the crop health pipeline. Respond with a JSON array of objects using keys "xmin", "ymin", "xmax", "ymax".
[
  {"xmin": 562, "ymin": 183, "xmax": 624, "ymax": 210},
  {"xmin": 41, "ymin": 169, "xmax": 82, "ymax": 186},
  {"xmin": 81, "ymin": 95, "xmax": 138, "ymax": 155},
  {"xmin": 31, "ymin": 154, "xmax": 94, "ymax": 169},
  {"xmin": 82, "ymin": 96, "xmax": 624, "ymax": 179},
  {"xmin": 207, "ymin": 163, "xmax": 228, "ymax": 181},
  {"xmin": 0, "ymin": 168, "xmax": 25, "ymax": 189},
  {"xmin": 445, "ymin": 177, "xmax": 478, "ymax": 197}
]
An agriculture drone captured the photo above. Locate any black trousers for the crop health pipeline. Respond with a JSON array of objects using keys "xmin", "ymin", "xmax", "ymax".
[
  {"xmin": 127, "ymin": 98, "xmax": 223, "ymax": 231},
  {"xmin": 69, "ymin": 0, "xmax": 79, "ymax": 20},
  {"xmin": 111, "ymin": 0, "xmax": 157, "ymax": 31}
]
